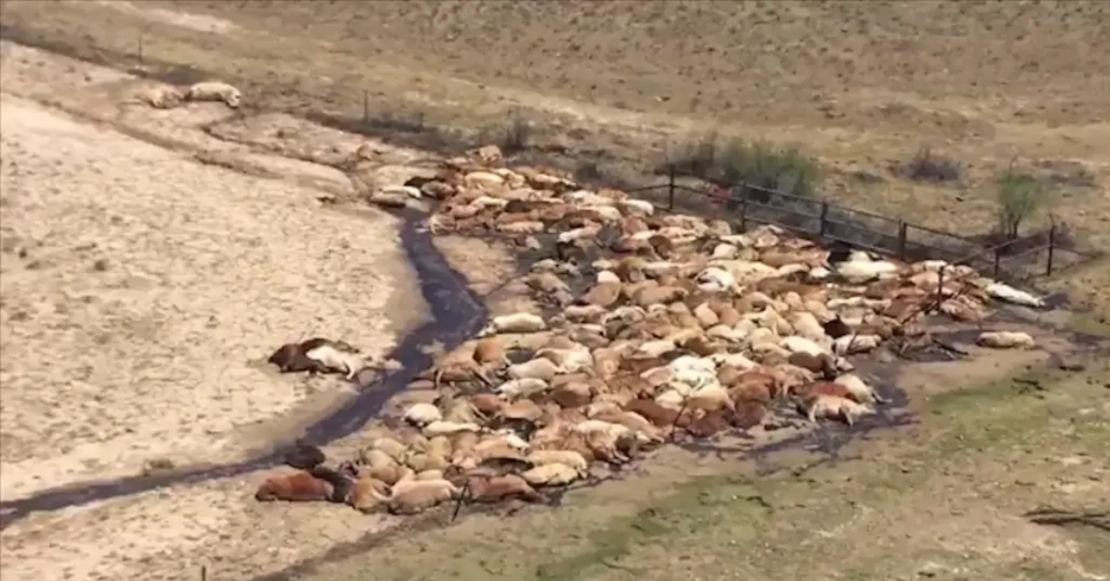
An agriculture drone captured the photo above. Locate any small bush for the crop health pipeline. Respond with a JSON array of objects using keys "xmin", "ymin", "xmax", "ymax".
[
  {"xmin": 996, "ymin": 169, "xmax": 1051, "ymax": 240},
  {"xmin": 665, "ymin": 133, "xmax": 821, "ymax": 197},
  {"xmin": 499, "ymin": 114, "xmax": 533, "ymax": 154},
  {"xmin": 669, "ymin": 132, "xmax": 721, "ymax": 178},
  {"xmin": 901, "ymin": 146, "xmax": 961, "ymax": 183},
  {"xmin": 571, "ymin": 160, "xmax": 641, "ymax": 191}
]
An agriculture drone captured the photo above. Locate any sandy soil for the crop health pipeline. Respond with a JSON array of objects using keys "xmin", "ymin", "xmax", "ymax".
[
  {"xmin": 0, "ymin": 93, "xmax": 410, "ymax": 500},
  {"xmin": 0, "ymin": 470, "xmax": 399, "ymax": 581},
  {"xmin": 433, "ymin": 235, "xmax": 537, "ymax": 316},
  {"xmin": 0, "ymin": 41, "xmax": 447, "ymax": 581}
]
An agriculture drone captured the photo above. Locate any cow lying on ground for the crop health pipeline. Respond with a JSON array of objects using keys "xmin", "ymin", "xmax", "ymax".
[{"xmin": 267, "ymin": 338, "xmax": 365, "ymax": 379}]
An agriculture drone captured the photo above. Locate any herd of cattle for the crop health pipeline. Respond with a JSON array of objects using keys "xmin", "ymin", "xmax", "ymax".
[{"xmin": 256, "ymin": 146, "xmax": 1046, "ymax": 516}]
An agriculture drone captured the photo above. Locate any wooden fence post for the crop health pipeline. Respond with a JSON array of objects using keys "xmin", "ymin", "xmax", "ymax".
[
  {"xmin": 201, "ymin": 565, "xmax": 207, "ymax": 581},
  {"xmin": 898, "ymin": 222, "xmax": 908, "ymax": 261},
  {"xmin": 818, "ymin": 200, "xmax": 830, "ymax": 237},
  {"xmin": 1046, "ymin": 222, "xmax": 1057, "ymax": 276},
  {"xmin": 992, "ymin": 247, "xmax": 1002, "ymax": 279},
  {"xmin": 667, "ymin": 166, "xmax": 676, "ymax": 211},
  {"xmin": 137, "ymin": 34, "xmax": 144, "ymax": 66},
  {"xmin": 362, "ymin": 90, "xmax": 370, "ymax": 124}
]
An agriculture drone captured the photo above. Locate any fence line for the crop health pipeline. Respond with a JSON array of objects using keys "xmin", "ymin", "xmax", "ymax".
[{"xmin": 626, "ymin": 166, "xmax": 1097, "ymax": 286}]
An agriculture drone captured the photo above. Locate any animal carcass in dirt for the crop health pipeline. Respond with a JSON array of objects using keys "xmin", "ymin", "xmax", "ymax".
[
  {"xmin": 404, "ymin": 403, "xmax": 444, "ymax": 426},
  {"xmin": 799, "ymin": 395, "xmax": 875, "ymax": 427},
  {"xmin": 267, "ymin": 338, "xmax": 365, "ymax": 380},
  {"xmin": 832, "ymin": 333, "xmax": 883, "ymax": 355},
  {"xmin": 521, "ymin": 463, "xmax": 581, "ymax": 487},
  {"xmin": 480, "ymin": 313, "xmax": 547, "ymax": 336},
  {"xmin": 255, "ymin": 468, "xmax": 349, "ymax": 503},
  {"xmin": 185, "ymin": 81, "xmax": 242, "ymax": 108},
  {"xmin": 384, "ymin": 478, "xmax": 460, "ymax": 515},
  {"xmin": 983, "ymin": 282, "xmax": 1046, "ymax": 309},
  {"xmin": 976, "ymin": 330, "xmax": 1036, "ymax": 349},
  {"xmin": 138, "ymin": 85, "xmax": 184, "ymax": 109},
  {"xmin": 833, "ymin": 373, "xmax": 888, "ymax": 405},
  {"xmin": 835, "ymin": 254, "xmax": 900, "ymax": 283}
]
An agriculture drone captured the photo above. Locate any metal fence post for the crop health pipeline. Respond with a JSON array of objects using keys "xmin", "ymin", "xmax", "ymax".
[
  {"xmin": 898, "ymin": 221, "xmax": 908, "ymax": 261},
  {"xmin": 992, "ymin": 247, "xmax": 1001, "ymax": 278},
  {"xmin": 1046, "ymin": 222, "xmax": 1057, "ymax": 276},
  {"xmin": 819, "ymin": 200, "xmax": 829, "ymax": 237},
  {"xmin": 362, "ymin": 90, "xmax": 370, "ymax": 124},
  {"xmin": 667, "ymin": 166, "xmax": 676, "ymax": 211}
]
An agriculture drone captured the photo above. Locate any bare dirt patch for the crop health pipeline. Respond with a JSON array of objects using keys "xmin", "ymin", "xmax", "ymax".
[
  {"xmin": 0, "ymin": 48, "xmax": 439, "ymax": 581},
  {"xmin": 0, "ymin": 471, "xmax": 400, "ymax": 581},
  {"xmin": 433, "ymin": 235, "xmax": 537, "ymax": 316},
  {"xmin": 0, "ymin": 93, "xmax": 411, "ymax": 499}
]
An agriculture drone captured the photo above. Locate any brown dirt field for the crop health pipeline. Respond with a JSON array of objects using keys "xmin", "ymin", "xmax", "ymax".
[
  {"xmin": 0, "ymin": 89, "xmax": 412, "ymax": 499},
  {"xmin": 1, "ymin": 3, "xmax": 1109, "ymax": 581},
  {"xmin": 0, "ymin": 42, "xmax": 431, "ymax": 581},
  {"xmin": 2, "ymin": 0, "xmax": 1106, "ymax": 309},
  {"xmin": 0, "ymin": 472, "xmax": 402, "ymax": 581}
]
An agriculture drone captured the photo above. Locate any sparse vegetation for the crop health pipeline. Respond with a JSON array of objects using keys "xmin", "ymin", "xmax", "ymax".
[
  {"xmin": 664, "ymin": 133, "xmax": 821, "ymax": 197},
  {"xmin": 997, "ymin": 166, "xmax": 1053, "ymax": 240},
  {"xmin": 498, "ymin": 113, "xmax": 533, "ymax": 154},
  {"xmin": 900, "ymin": 146, "xmax": 962, "ymax": 183}
]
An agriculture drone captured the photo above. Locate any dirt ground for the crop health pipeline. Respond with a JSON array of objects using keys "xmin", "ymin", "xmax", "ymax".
[
  {"xmin": 0, "ymin": 89, "xmax": 416, "ymax": 499},
  {"xmin": 2, "ymin": 0, "xmax": 1106, "ymax": 308},
  {"xmin": 1, "ymin": 3, "xmax": 1109, "ymax": 581},
  {"xmin": 433, "ymin": 235, "xmax": 538, "ymax": 316},
  {"xmin": 0, "ymin": 40, "xmax": 432, "ymax": 581},
  {"xmin": 0, "ymin": 470, "xmax": 406, "ymax": 581}
]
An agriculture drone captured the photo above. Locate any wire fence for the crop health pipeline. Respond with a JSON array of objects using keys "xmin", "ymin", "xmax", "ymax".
[{"xmin": 629, "ymin": 166, "xmax": 1100, "ymax": 287}]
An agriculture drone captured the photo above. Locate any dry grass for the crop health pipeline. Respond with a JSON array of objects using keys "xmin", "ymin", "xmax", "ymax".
[{"xmin": 2, "ymin": 0, "xmax": 1106, "ymax": 299}]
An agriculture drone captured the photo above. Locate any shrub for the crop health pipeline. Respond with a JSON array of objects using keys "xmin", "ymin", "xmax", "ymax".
[
  {"xmin": 996, "ymin": 168, "xmax": 1051, "ymax": 239},
  {"xmin": 499, "ymin": 113, "xmax": 533, "ymax": 154},
  {"xmin": 665, "ymin": 133, "xmax": 821, "ymax": 197},
  {"xmin": 901, "ymin": 146, "xmax": 961, "ymax": 183}
]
